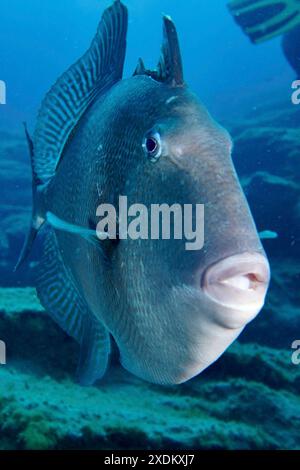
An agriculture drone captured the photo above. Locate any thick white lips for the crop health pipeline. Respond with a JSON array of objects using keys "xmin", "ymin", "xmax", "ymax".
[{"xmin": 202, "ymin": 252, "xmax": 270, "ymax": 313}]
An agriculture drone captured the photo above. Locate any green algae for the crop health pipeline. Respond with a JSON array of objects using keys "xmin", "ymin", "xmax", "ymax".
[
  {"xmin": 0, "ymin": 315, "xmax": 300, "ymax": 449},
  {"xmin": 0, "ymin": 288, "xmax": 43, "ymax": 315}
]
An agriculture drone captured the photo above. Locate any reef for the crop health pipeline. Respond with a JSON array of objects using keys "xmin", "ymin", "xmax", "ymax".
[
  {"xmin": 0, "ymin": 287, "xmax": 300, "ymax": 450},
  {"xmin": 0, "ymin": 99, "xmax": 299, "ymax": 449}
]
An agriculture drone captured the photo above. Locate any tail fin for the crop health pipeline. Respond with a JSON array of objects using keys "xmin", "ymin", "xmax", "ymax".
[{"xmin": 14, "ymin": 123, "xmax": 45, "ymax": 271}]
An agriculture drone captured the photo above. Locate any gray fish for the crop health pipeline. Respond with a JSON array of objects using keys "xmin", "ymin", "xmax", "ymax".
[{"xmin": 17, "ymin": 0, "xmax": 270, "ymax": 385}]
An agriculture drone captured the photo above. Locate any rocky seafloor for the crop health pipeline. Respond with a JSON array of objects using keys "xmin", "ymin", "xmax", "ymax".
[
  {"xmin": 0, "ymin": 99, "xmax": 299, "ymax": 450},
  {"xmin": 0, "ymin": 287, "xmax": 300, "ymax": 450}
]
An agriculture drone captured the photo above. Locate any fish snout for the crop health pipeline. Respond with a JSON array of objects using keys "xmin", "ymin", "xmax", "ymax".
[{"xmin": 202, "ymin": 252, "xmax": 270, "ymax": 323}]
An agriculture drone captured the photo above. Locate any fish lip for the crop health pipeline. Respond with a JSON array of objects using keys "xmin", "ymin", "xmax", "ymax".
[{"xmin": 201, "ymin": 252, "xmax": 270, "ymax": 313}]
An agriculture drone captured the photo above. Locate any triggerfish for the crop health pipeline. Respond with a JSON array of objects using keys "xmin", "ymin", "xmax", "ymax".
[{"xmin": 17, "ymin": 0, "xmax": 270, "ymax": 385}]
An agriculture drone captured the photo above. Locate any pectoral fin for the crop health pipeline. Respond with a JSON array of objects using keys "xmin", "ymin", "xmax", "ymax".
[{"xmin": 46, "ymin": 212, "xmax": 106, "ymax": 252}]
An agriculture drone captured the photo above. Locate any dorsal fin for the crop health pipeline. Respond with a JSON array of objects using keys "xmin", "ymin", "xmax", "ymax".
[
  {"xmin": 15, "ymin": 1, "xmax": 128, "ymax": 270},
  {"xmin": 33, "ymin": 0, "xmax": 128, "ymax": 184},
  {"xmin": 134, "ymin": 15, "xmax": 184, "ymax": 87},
  {"xmin": 133, "ymin": 57, "xmax": 146, "ymax": 76}
]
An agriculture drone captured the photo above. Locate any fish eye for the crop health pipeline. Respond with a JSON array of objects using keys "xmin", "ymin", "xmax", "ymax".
[{"xmin": 143, "ymin": 132, "xmax": 162, "ymax": 163}]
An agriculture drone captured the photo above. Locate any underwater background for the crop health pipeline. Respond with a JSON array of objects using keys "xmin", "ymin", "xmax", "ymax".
[{"xmin": 0, "ymin": 0, "xmax": 300, "ymax": 450}]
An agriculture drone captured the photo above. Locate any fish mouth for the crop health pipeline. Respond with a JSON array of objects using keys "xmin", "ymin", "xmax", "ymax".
[{"xmin": 202, "ymin": 252, "xmax": 270, "ymax": 314}]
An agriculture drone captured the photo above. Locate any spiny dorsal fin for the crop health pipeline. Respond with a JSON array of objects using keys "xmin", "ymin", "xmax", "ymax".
[
  {"xmin": 33, "ymin": 0, "xmax": 128, "ymax": 184},
  {"xmin": 134, "ymin": 15, "xmax": 184, "ymax": 87},
  {"xmin": 133, "ymin": 57, "xmax": 146, "ymax": 76},
  {"xmin": 158, "ymin": 15, "xmax": 184, "ymax": 86}
]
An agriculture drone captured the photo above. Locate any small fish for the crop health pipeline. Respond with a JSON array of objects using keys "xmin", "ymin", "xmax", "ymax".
[
  {"xmin": 259, "ymin": 230, "xmax": 278, "ymax": 240},
  {"xmin": 17, "ymin": 0, "xmax": 270, "ymax": 385}
]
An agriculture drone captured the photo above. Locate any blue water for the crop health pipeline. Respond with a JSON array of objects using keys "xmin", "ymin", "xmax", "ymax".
[{"xmin": 0, "ymin": 0, "xmax": 294, "ymax": 129}]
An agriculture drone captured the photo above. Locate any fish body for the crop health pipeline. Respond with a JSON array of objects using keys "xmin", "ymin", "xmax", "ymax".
[{"xmin": 18, "ymin": 1, "xmax": 270, "ymax": 385}]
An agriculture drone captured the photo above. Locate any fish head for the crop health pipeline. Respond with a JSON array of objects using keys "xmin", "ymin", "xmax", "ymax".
[{"xmin": 95, "ymin": 16, "xmax": 271, "ymax": 385}]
